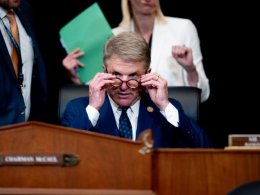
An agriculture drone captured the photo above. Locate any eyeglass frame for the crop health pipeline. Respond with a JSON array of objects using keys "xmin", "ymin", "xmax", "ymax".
[
  {"xmin": 104, "ymin": 66, "xmax": 143, "ymax": 89},
  {"xmin": 111, "ymin": 77, "xmax": 140, "ymax": 89}
]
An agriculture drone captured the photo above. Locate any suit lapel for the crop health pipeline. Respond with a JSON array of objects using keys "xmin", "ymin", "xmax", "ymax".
[
  {"xmin": 95, "ymin": 94, "xmax": 160, "ymax": 139},
  {"xmin": 96, "ymin": 96, "xmax": 120, "ymax": 137},
  {"xmin": 0, "ymin": 29, "xmax": 18, "ymax": 80},
  {"xmin": 15, "ymin": 7, "xmax": 32, "ymax": 37},
  {"xmin": 136, "ymin": 94, "xmax": 158, "ymax": 139}
]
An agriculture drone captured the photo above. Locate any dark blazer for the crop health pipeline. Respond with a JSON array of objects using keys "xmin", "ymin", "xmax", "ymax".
[
  {"xmin": 0, "ymin": 0, "xmax": 47, "ymax": 126},
  {"xmin": 61, "ymin": 93, "xmax": 212, "ymax": 148}
]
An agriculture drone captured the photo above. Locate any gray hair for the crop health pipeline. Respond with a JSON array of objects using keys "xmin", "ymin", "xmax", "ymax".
[{"xmin": 103, "ymin": 32, "xmax": 151, "ymax": 70}]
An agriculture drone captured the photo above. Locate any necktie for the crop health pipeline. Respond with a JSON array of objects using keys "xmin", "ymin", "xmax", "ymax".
[
  {"xmin": 6, "ymin": 11, "xmax": 19, "ymax": 77},
  {"xmin": 119, "ymin": 107, "xmax": 132, "ymax": 139}
]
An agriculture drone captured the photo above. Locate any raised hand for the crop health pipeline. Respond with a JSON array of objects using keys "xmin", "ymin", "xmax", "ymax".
[
  {"xmin": 172, "ymin": 45, "xmax": 198, "ymax": 86},
  {"xmin": 141, "ymin": 72, "xmax": 169, "ymax": 111},
  {"xmin": 62, "ymin": 48, "xmax": 85, "ymax": 84},
  {"xmin": 88, "ymin": 72, "xmax": 116, "ymax": 110}
]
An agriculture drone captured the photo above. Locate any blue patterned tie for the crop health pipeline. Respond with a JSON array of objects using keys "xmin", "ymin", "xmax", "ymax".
[{"xmin": 119, "ymin": 107, "xmax": 132, "ymax": 139}]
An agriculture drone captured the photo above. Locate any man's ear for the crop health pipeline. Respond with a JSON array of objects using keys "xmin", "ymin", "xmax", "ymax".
[{"xmin": 102, "ymin": 64, "xmax": 106, "ymax": 72}]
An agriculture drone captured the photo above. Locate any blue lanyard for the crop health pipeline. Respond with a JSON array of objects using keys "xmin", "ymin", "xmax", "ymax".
[{"xmin": 1, "ymin": 16, "xmax": 24, "ymax": 86}]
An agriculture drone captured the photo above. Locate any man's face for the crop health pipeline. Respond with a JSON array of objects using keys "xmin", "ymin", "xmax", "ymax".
[
  {"xmin": 0, "ymin": 0, "xmax": 21, "ymax": 9},
  {"xmin": 105, "ymin": 55, "xmax": 147, "ymax": 107}
]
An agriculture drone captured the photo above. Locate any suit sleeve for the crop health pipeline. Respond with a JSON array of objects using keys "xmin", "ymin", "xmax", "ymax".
[
  {"xmin": 170, "ymin": 98, "xmax": 212, "ymax": 148},
  {"xmin": 61, "ymin": 98, "xmax": 94, "ymax": 131}
]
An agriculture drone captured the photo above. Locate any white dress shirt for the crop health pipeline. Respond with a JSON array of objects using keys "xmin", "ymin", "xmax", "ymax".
[
  {"xmin": 0, "ymin": 8, "xmax": 34, "ymax": 121},
  {"xmin": 86, "ymin": 95, "xmax": 179, "ymax": 141}
]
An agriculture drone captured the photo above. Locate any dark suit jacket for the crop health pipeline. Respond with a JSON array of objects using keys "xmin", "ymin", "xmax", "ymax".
[
  {"xmin": 61, "ymin": 93, "xmax": 212, "ymax": 148},
  {"xmin": 0, "ymin": 0, "xmax": 47, "ymax": 126}
]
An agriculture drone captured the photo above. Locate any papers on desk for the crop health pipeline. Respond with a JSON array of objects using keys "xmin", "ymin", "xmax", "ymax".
[{"xmin": 59, "ymin": 2, "xmax": 113, "ymax": 84}]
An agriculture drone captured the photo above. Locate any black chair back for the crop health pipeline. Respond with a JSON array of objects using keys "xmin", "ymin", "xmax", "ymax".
[
  {"xmin": 168, "ymin": 86, "xmax": 201, "ymax": 122},
  {"xmin": 58, "ymin": 84, "xmax": 201, "ymax": 122}
]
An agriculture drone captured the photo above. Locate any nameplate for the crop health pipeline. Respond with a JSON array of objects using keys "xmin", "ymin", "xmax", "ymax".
[
  {"xmin": 228, "ymin": 134, "xmax": 260, "ymax": 147},
  {"xmin": 0, "ymin": 153, "xmax": 80, "ymax": 167}
]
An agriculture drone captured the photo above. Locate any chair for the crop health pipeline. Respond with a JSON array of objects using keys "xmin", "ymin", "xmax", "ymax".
[
  {"xmin": 58, "ymin": 84, "xmax": 89, "ymax": 121},
  {"xmin": 227, "ymin": 180, "xmax": 260, "ymax": 195},
  {"xmin": 58, "ymin": 84, "xmax": 201, "ymax": 122},
  {"xmin": 168, "ymin": 86, "xmax": 201, "ymax": 122}
]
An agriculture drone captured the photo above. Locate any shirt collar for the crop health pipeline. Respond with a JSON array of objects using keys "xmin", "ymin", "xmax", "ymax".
[
  {"xmin": 0, "ymin": 7, "xmax": 14, "ymax": 19},
  {"xmin": 0, "ymin": 7, "xmax": 7, "ymax": 19}
]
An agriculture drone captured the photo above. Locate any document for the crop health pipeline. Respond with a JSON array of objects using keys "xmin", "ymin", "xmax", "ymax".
[{"xmin": 59, "ymin": 2, "xmax": 113, "ymax": 84}]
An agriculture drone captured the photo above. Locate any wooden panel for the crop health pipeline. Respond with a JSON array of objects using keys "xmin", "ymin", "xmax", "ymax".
[
  {"xmin": 0, "ymin": 188, "xmax": 156, "ymax": 195},
  {"xmin": 152, "ymin": 149, "xmax": 260, "ymax": 195},
  {"xmin": 1, "ymin": 122, "xmax": 260, "ymax": 195},
  {"xmin": 0, "ymin": 122, "xmax": 152, "ymax": 189}
]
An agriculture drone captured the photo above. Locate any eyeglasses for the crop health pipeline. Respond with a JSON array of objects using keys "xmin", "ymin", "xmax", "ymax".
[
  {"xmin": 111, "ymin": 77, "xmax": 140, "ymax": 89},
  {"xmin": 104, "ymin": 66, "xmax": 141, "ymax": 89}
]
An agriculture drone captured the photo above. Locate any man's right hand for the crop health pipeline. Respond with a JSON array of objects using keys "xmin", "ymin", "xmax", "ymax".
[{"xmin": 88, "ymin": 73, "xmax": 116, "ymax": 110}]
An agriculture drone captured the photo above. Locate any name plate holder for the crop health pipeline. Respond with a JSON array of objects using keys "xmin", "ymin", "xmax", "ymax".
[
  {"xmin": 0, "ymin": 153, "xmax": 80, "ymax": 167},
  {"xmin": 226, "ymin": 134, "xmax": 260, "ymax": 149}
]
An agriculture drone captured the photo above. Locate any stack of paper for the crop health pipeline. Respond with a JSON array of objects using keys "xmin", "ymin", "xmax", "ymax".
[{"xmin": 59, "ymin": 2, "xmax": 113, "ymax": 84}]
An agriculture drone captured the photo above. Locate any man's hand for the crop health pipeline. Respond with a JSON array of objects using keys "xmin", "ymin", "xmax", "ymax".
[
  {"xmin": 141, "ymin": 72, "xmax": 169, "ymax": 111},
  {"xmin": 88, "ymin": 73, "xmax": 116, "ymax": 110}
]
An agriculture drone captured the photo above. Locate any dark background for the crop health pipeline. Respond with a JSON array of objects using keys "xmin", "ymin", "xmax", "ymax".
[{"xmin": 27, "ymin": 0, "xmax": 259, "ymax": 148}]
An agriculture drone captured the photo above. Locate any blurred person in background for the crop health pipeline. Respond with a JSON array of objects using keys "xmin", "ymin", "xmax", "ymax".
[
  {"xmin": 62, "ymin": 0, "xmax": 210, "ymax": 102},
  {"xmin": 0, "ymin": 0, "xmax": 48, "ymax": 126}
]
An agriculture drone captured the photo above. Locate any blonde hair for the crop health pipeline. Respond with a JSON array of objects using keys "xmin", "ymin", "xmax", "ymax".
[{"xmin": 119, "ymin": 0, "xmax": 166, "ymax": 28}]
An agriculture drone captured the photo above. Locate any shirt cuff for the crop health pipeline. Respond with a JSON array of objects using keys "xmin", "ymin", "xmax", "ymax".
[
  {"xmin": 86, "ymin": 105, "xmax": 99, "ymax": 126},
  {"xmin": 160, "ymin": 103, "xmax": 179, "ymax": 127}
]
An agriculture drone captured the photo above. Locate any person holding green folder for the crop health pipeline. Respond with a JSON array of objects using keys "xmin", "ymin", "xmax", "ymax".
[{"xmin": 63, "ymin": 0, "xmax": 210, "ymax": 102}]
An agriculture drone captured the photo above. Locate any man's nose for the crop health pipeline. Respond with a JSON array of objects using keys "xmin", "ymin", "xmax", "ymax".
[{"xmin": 120, "ymin": 80, "xmax": 129, "ymax": 90}]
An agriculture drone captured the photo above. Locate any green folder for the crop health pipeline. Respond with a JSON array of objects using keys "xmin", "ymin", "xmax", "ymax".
[{"xmin": 59, "ymin": 2, "xmax": 113, "ymax": 84}]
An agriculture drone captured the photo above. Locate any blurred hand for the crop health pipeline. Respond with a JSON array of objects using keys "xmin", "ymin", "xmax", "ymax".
[
  {"xmin": 172, "ymin": 45, "xmax": 198, "ymax": 86},
  {"xmin": 62, "ymin": 48, "xmax": 85, "ymax": 84},
  {"xmin": 172, "ymin": 45, "xmax": 195, "ymax": 73}
]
